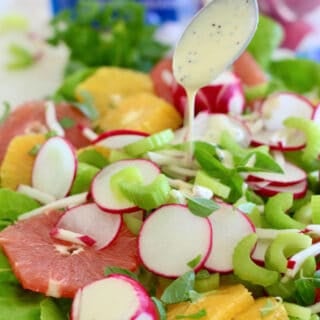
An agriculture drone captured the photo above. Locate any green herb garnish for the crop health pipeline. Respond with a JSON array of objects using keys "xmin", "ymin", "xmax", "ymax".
[
  {"xmin": 186, "ymin": 197, "xmax": 219, "ymax": 218},
  {"xmin": 59, "ymin": 117, "xmax": 75, "ymax": 129},
  {"xmin": 176, "ymin": 309, "xmax": 207, "ymax": 319}
]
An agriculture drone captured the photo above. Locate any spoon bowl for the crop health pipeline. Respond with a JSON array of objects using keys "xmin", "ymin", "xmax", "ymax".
[{"xmin": 173, "ymin": 0, "xmax": 259, "ymax": 91}]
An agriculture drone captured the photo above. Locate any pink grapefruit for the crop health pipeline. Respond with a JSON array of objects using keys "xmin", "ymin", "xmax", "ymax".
[
  {"xmin": 0, "ymin": 210, "xmax": 139, "ymax": 298},
  {"xmin": 0, "ymin": 101, "xmax": 92, "ymax": 163}
]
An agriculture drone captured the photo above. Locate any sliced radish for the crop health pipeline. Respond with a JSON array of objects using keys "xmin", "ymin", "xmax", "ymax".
[
  {"xmin": 91, "ymin": 159, "xmax": 160, "ymax": 214},
  {"xmin": 251, "ymin": 239, "xmax": 271, "ymax": 265},
  {"xmin": 173, "ymin": 112, "xmax": 251, "ymax": 147},
  {"xmin": 50, "ymin": 227, "xmax": 96, "ymax": 247},
  {"xmin": 204, "ymin": 202, "xmax": 255, "ymax": 273},
  {"xmin": 71, "ymin": 274, "xmax": 158, "ymax": 320},
  {"xmin": 249, "ymin": 179, "xmax": 308, "ymax": 199},
  {"xmin": 93, "ymin": 129, "xmax": 149, "ymax": 149},
  {"xmin": 250, "ymin": 127, "xmax": 306, "ymax": 151},
  {"xmin": 138, "ymin": 204, "xmax": 212, "ymax": 277},
  {"xmin": 246, "ymin": 160, "xmax": 306, "ymax": 186},
  {"xmin": 312, "ymin": 103, "xmax": 320, "ymax": 125},
  {"xmin": 32, "ymin": 136, "xmax": 77, "ymax": 199},
  {"xmin": 260, "ymin": 92, "xmax": 313, "ymax": 131},
  {"xmin": 55, "ymin": 203, "xmax": 122, "ymax": 250}
]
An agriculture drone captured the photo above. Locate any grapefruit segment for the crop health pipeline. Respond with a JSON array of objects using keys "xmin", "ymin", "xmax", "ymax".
[
  {"xmin": 0, "ymin": 210, "xmax": 139, "ymax": 298},
  {"xmin": 0, "ymin": 101, "xmax": 92, "ymax": 164}
]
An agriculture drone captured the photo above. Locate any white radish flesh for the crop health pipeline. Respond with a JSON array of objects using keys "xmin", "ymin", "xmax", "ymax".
[
  {"xmin": 138, "ymin": 204, "xmax": 212, "ymax": 277},
  {"xmin": 91, "ymin": 159, "xmax": 160, "ymax": 213},
  {"xmin": 246, "ymin": 160, "xmax": 306, "ymax": 186},
  {"xmin": 32, "ymin": 136, "xmax": 77, "ymax": 199},
  {"xmin": 50, "ymin": 227, "xmax": 96, "ymax": 247},
  {"xmin": 56, "ymin": 203, "xmax": 122, "ymax": 250},
  {"xmin": 93, "ymin": 129, "xmax": 148, "ymax": 149},
  {"xmin": 205, "ymin": 202, "xmax": 255, "ymax": 273},
  {"xmin": 260, "ymin": 92, "xmax": 313, "ymax": 131},
  {"xmin": 72, "ymin": 275, "xmax": 158, "ymax": 320}
]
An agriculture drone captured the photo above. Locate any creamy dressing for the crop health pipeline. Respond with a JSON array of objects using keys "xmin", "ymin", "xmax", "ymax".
[{"xmin": 173, "ymin": 0, "xmax": 258, "ymax": 144}]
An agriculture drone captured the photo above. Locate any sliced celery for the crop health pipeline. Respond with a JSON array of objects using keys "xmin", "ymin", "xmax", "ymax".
[
  {"xmin": 108, "ymin": 150, "xmax": 132, "ymax": 163},
  {"xmin": 233, "ymin": 233, "xmax": 279, "ymax": 287},
  {"xmin": 284, "ymin": 117, "xmax": 320, "ymax": 165},
  {"xmin": 194, "ymin": 170, "xmax": 230, "ymax": 199},
  {"xmin": 124, "ymin": 129, "xmax": 174, "ymax": 157},
  {"xmin": 265, "ymin": 232, "xmax": 312, "ymax": 273},
  {"xmin": 194, "ymin": 273, "xmax": 220, "ymax": 293},
  {"xmin": 110, "ymin": 167, "xmax": 143, "ymax": 202},
  {"xmin": 119, "ymin": 174, "xmax": 171, "ymax": 211},
  {"xmin": 264, "ymin": 193, "xmax": 305, "ymax": 230},
  {"xmin": 123, "ymin": 213, "xmax": 143, "ymax": 235}
]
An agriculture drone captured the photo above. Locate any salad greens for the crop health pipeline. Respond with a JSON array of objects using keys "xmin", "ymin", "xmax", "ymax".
[
  {"xmin": 48, "ymin": 0, "xmax": 169, "ymax": 75},
  {"xmin": 246, "ymin": 15, "xmax": 320, "ymax": 99}
]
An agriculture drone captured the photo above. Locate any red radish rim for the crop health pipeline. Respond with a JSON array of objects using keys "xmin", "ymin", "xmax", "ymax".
[
  {"xmin": 204, "ymin": 202, "xmax": 255, "ymax": 273},
  {"xmin": 92, "ymin": 129, "xmax": 149, "ymax": 144},
  {"xmin": 90, "ymin": 159, "xmax": 161, "ymax": 214},
  {"xmin": 250, "ymin": 137, "xmax": 306, "ymax": 152},
  {"xmin": 249, "ymin": 179, "xmax": 308, "ymax": 199},
  {"xmin": 138, "ymin": 204, "xmax": 212, "ymax": 278},
  {"xmin": 245, "ymin": 161, "xmax": 307, "ymax": 186},
  {"xmin": 55, "ymin": 202, "xmax": 123, "ymax": 250}
]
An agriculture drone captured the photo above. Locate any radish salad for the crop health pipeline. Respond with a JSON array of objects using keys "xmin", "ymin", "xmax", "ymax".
[{"xmin": 1, "ymin": 1, "xmax": 320, "ymax": 319}]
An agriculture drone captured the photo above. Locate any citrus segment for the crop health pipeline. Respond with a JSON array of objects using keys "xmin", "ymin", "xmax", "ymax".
[
  {"xmin": 166, "ymin": 284, "xmax": 254, "ymax": 320},
  {"xmin": 98, "ymin": 93, "xmax": 182, "ymax": 134},
  {"xmin": 0, "ymin": 101, "xmax": 92, "ymax": 164},
  {"xmin": 0, "ymin": 134, "xmax": 45, "ymax": 190},
  {"xmin": 76, "ymin": 67, "xmax": 154, "ymax": 120},
  {"xmin": 0, "ymin": 210, "xmax": 139, "ymax": 298}
]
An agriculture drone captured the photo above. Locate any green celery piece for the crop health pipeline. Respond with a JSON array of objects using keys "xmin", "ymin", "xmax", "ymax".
[
  {"xmin": 0, "ymin": 282, "xmax": 43, "ymax": 320},
  {"xmin": 233, "ymin": 233, "xmax": 279, "ymax": 287},
  {"xmin": 283, "ymin": 302, "xmax": 311, "ymax": 320},
  {"xmin": 124, "ymin": 129, "xmax": 174, "ymax": 157},
  {"xmin": 247, "ymin": 14, "xmax": 284, "ymax": 69},
  {"xmin": 264, "ymin": 233, "xmax": 312, "ymax": 273},
  {"xmin": 123, "ymin": 213, "xmax": 143, "ymax": 235},
  {"xmin": 119, "ymin": 174, "xmax": 171, "ymax": 211},
  {"xmin": 264, "ymin": 193, "xmax": 305, "ymax": 230},
  {"xmin": 269, "ymin": 58, "xmax": 320, "ymax": 94},
  {"xmin": 195, "ymin": 170, "xmax": 231, "ymax": 200},
  {"xmin": 70, "ymin": 162, "xmax": 99, "ymax": 195},
  {"xmin": 0, "ymin": 188, "xmax": 40, "ymax": 222},
  {"xmin": 244, "ymin": 82, "xmax": 269, "ymax": 102},
  {"xmin": 265, "ymin": 280, "xmax": 296, "ymax": 301},
  {"xmin": 194, "ymin": 273, "xmax": 219, "ymax": 293},
  {"xmin": 311, "ymin": 195, "xmax": 320, "ymax": 224},
  {"xmin": 284, "ymin": 117, "xmax": 320, "ymax": 166},
  {"xmin": 160, "ymin": 270, "xmax": 195, "ymax": 304},
  {"xmin": 110, "ymin": 166, "xmax": 143, "ymax": 202},
  {"xmin": 77, "ymin": 148, "xmax": 109, "ymax": 169},
  {"xmin": 40, "ymin": 298, "xmax": 65, "ymax": 320}
]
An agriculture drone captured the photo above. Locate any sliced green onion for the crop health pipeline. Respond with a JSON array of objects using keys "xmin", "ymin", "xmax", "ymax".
[
  {"xmin": 284, "ymin": 117, "xmax": 320, "ymax": 165},
  {"xmin": 233, "ymin": 233, "xmax": 279, "ymax": 287},
  {"xmin": 110, "ymin": 167, "xmax": 143, "ymax": 202},
  {"xmin": 194, "ymin": 170, "xmax": 230, "ymax": 199},
  {"xmin": 311, "ymin": 195, "xmax": 320, "ymax": 224},
  {"xmin": 264, "ymin": 232, "xmax": 312, "ymax": 273},
  {"xmin": 264, "ymin": 193, "xmax": 305, "ymax": 230},
  {"xmin": 119, "ymin": 174, "xmax": 171, "ymax": 211},
  {"xmin": 124, "ymin": 129, "xmax": 174, "ymax": 157}
]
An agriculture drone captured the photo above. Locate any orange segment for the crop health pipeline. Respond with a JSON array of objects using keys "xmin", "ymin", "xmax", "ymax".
[
  {"xmin": 167, "ymin": 284, "xmax": 254, "ymax": 320},
  {"xmin": 234, "ymin": 297, "xmax": 288, "ymax": 320},
  {"xmin": 76, "ymin": 67, "xmax": 154, "ymax": 120},
  {"xmin": 98, "ymin": 92, "xmax": 182, "ymax": 134},
  {"xmin": 0, "ymin": 134, "xmax": 46, "ymax": 190}
]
